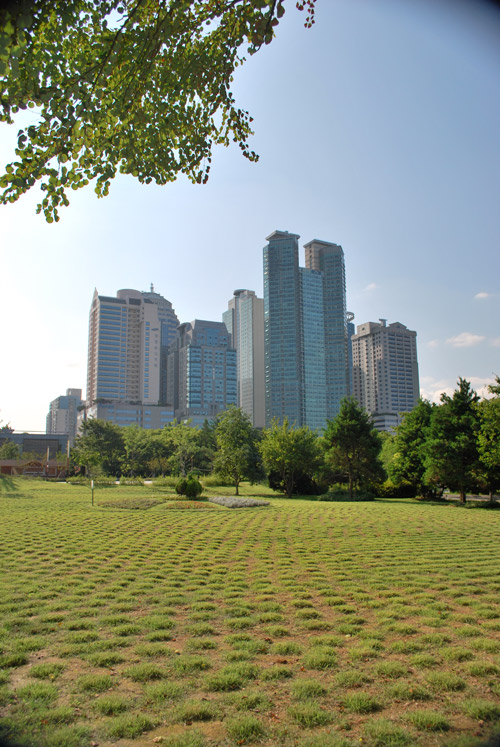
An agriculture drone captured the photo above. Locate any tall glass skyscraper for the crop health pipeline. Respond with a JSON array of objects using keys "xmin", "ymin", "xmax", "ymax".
[
  {"xmin": 167, "ymin": 320, "xmax": 237, "ymax": 426},
  {"xmin": 304, "ymin": 239, "xmax": 348, "ymax": 419},
  {"xmin": 263, "ymin": 231, "xmax": 348, "ymax": 430},
  {"xmin": 263, "ymin": 231, "xmax": 303, "ymax": 427}
]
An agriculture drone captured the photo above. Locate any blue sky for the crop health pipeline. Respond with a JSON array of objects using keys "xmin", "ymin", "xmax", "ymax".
[{"xmin": 1, "ymin": 0, "xmax": 499, "ymax": 430}]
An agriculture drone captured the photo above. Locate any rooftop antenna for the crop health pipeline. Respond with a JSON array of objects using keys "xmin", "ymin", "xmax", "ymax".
[{"xmin": 150, "ymin": 283, "xmax": 154, "ymax": 293}]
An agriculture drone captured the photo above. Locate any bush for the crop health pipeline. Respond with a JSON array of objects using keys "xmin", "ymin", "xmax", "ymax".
[
  {"xmin": 318, "ymin": 485, "xmax": 374, "ymax": 502},
  {"xmin": 375, "ymin": 480, "xmax": 416, "ymax": 498},
  {"xmin": 175, "ymin": 475, "xmax": 203, "ymax": 498}
]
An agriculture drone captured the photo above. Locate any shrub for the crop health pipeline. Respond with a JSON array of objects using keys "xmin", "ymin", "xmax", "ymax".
[
  {"xmin": 176, "ymin": 475, "xmax": 203, "ymax": 498},
  {"xmin": 318, "ymin": 485, "xmax": 375, "ymax": 502},
  {"xmin": 375, "ymin": 479, "xmax": 416, "ymax": 498}
]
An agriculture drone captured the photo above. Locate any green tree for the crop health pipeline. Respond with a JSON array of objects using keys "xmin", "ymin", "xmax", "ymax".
[
  {"xmin": 423, "ymin": 378, "xmax": 480, "ymax": 504},
  {"xmin": 389, "ymin": 398, "xmax": 438, "ymax": 498},
  {"xmin": 0, "ymin": 0, "xmax": 315, "ymax": 221},
  {"xmin": 122, "ymin": 424, "xmax": 155, "ymax": 476},
  {"xmin": 259, "ymin": 418, "xmax": 320, "ymax": 499},
  {"xmin": 162, "ymin": 422, "xmax": 201, "ymax": 476},
  {"xmin": 476, "ymin": 376, "xmax": 500, "ymax": 503},
  {"xmin": 323, "ymin": 398, "xmax": 383, "ymax": 499},
  {"xmin": 0, "ymin": 441, "xmax": 20, "ymax": 459},
  {"xmin": 214, "ymin": 406, "xmax": 259, "ymax": 495},
  {"xmin": 73, "ymin": 418, "xmax": 125, "ymax": 476}
]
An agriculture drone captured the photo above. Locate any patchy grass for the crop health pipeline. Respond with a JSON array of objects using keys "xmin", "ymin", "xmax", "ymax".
[{"xmin": 1, "ymin": 478, "xmax": 500, "ymax": 746}]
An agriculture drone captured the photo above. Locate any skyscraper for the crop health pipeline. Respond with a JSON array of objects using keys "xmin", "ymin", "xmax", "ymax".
[
  {"xmin": 263, "ymin": 230, "xmax": 348, "ymax": 430},
  {"xmin": 351, "ymin": 319, "xmax": 419, "ymax": 431},
  {"xmin": 85, "ymin": 287, "xmax": 178, "ymax": 427},
  {"xmin": 263, "ymin": 231, "xmax": 303, "ymax": 426},
  {"xmin": 167, "ymin": 320, "xmax": 237, "ymax": 426},
  {"xmin": 304, "ymin": 239, "xmax": 348, "ymax": 418},
  {"xmin": 46, "ymin": 388, "xmax": 83, "ymax": 444},
  {"xmin": 223, "ymin": 289, "xmax": 265, "ymax": 428}
]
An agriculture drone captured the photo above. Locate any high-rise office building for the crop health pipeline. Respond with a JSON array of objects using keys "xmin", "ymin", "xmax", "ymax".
[
  {"xmin": 299, "ymin": 267, "xmax": 327, "ymax": 430},
  {"xmin": 223, "ymin": 290, "xmax": 265, "ymax": 428},
  {"xmin": 351, "ymin": 319, "xmax": 419, "ymax": 431},
  {"xmin": 304, "ymin": 239, "xmax": 348, "ymax": 418},
  {"xmin": 167, "ymin": 320, "xmax": 237, "ymax": 426},
  {"xmin": 85, "ymin": 287, "xmax": 178, "ymax": 427},
  {"xmin": 46, "ymin": 388, "xmax": 83, "ymax": 444},
  {"xmin": 263, "ymin": 231, "xmax": 303, "ymax": 427},
  {"xmin": 263, "ymin": 230, "xmax": 348, "ymax": 430}
]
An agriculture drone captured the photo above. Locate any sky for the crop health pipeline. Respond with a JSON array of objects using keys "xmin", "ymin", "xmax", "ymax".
[{"xmin": 1, "ymin": 0, "xmax": 499, "ymax": 431}]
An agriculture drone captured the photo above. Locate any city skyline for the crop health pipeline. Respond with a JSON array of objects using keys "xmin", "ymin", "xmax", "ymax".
[{"xmin": 1, "ymin": 0, "xmax": 499, "ymax": 430}]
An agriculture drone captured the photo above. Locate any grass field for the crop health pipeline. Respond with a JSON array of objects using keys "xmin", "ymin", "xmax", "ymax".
[{"xmin": 1, "ymin": 479, "xmax": 500, "ymax": 747}]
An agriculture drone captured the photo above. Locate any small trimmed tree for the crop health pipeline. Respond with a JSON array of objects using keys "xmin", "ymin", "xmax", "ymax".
[{"xmin": 175, "ymin": 475, "xmax": 203, "ymax": 499}]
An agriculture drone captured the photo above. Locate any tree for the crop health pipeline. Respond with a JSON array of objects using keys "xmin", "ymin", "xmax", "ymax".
[
  {"xmin": 259, "ymin": 418, "xmax": 320, "ymax": 499},
  {"xmin": 73, "ymin": 418, "xmax": 125, "ymax": 476},
  {"xmin": 214, "ymin": 406, "xmax": 259, "ymax": 495},
  {"xmin": 323, "ymin": 398, "xmax": 383, "ymax": 499},
  {"xmin": 162, "ymin": 421, "xmax": 201, "ymax": 476},
  {"xmin": 476, "ymin": 376, "xmax": 500, "ymax": 502},
  {"xmin": 389, "ymin": 398, "xmax": 438, "ymax": 498},
  {"xmin": 0, "ymin": 440, "xmax": 20, "ymax": 459},
  {"xmin": 0, "ymin": 0, "xmax": 315, "ymax": 222},
  {"xmin": 423, "ymin": 378, "xmax": 480, "ymax": 504},
  {"xmin": 122, "ymin": 424, "xmax": 156, "ymax": 476}
]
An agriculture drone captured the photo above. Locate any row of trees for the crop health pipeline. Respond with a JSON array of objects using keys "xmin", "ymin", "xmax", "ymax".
[
  {"xmin": 71, "ymin": 377, "xmax": 500, "ymax": 502},
  {"xmin": 384, "ymin": 377, "xmax": 500, "ymax": 503}
]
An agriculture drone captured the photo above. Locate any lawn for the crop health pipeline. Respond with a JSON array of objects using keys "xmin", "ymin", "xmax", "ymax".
[{"xmin": 1, "ymin": 478, "xmax": 499, "ymax": 746}]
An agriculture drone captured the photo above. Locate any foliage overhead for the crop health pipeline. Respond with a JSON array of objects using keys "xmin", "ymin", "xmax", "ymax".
[{"xmin": 0, "ymin": 0, "xmax": 316, "ymax": 221}]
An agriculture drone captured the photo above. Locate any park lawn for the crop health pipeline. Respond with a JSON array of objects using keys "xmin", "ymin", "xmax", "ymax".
[{"xmin": 0, "ymin": 478, "xmax": 499, "ymax": 747}]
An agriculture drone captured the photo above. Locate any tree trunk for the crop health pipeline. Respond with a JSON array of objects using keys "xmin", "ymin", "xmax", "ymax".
[
  {"xmin": 235, "ymin": 480, "xmax": 239, "ymax": 496},
  {"xmin": 459, "ymin": 489, "xmax": 466, "ymax": 504},
  {"xmin": 348, "ymin": 470, "xmax": 353, "ymax": 500}
]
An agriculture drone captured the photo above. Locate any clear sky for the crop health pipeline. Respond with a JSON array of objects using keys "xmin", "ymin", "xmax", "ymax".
[{"xmin": 1, "ymin": 0, "xmax": 499, "ymax": 431}]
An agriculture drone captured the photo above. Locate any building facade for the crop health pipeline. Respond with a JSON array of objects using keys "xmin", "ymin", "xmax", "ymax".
[
  {"xmin": 304, "ymin": 239, "xmax": 349, "ymax": 418},
  {"xmin": 263, "ymin": 231, "xmax": 303, "ymax": 427},
  {"xmin": 85, "ymin": 287, "xmax": 179, "ymax": 428},
  {"xmin": 82, "ymin": 401, "xmax": 174, "ymax": 429},
  {"xmin": 46, "ymin": 388, "xmax": 83, "ymax": 444},
  {"xmin": 223, "ymin": 289, "xmax": 265, "ymax": 428},
  {"xmin": 263, "ymin": 230, "xmax": 349, "ymax": 430},
  {"xmin": 351, "ymin": 319, "xmax": 419, "ymax": 431},
  {"xmin": 167, "ymin": 320, "xmax": 237, "ymax": 426}
]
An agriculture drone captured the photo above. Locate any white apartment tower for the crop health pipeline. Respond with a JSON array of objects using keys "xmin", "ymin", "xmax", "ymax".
[
  {"xmin": 223, "ymin": 290, "xmax": 265, "ymax": 428},
  {"xmin": 351, "ymin": 319, "xmax": 419, "ymax": 431}
]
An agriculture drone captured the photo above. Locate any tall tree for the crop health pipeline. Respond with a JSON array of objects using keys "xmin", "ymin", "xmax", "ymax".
[
  {"xmin": 476, "ymin": 376, "xmax": 500, "ymax": 502},
  {"xmin": 122, "ymin": 424, "xmax": 155, "ymax": 476},
  {"xmin": 259, "ymin": 418, "xmax": 320, "ymax": 499},
  {"xmin": 73, "ymin": 418, "xmax": 125, "ymax": 476},
  {"xmin": 214, "ymin": 406, "xmax": 259, "ymax": 495},
  {"xmin": 423, "ymin": 378, "xmax": 480, "ymax": 504},
  {"xmin": 0, "ymin": 0, "xmax": 315, "ymax": 221},
  {"xmin": 389, "ymin": 398, "xmax": 437, "ymax": 498},
  {"xmin": 323, "ymin": 398, "xmax": 383, "ymax": 499},
  {"xmin": 162, "ymin": 422, "xmax": 201, "ymax": 476}
]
